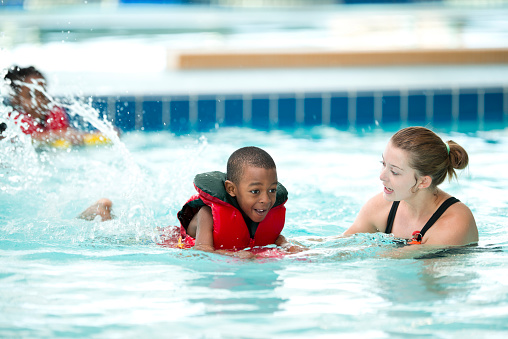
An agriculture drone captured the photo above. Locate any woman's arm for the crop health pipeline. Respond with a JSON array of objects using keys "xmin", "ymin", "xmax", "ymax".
[
  {"xmin": 343, "ymin": 193, "xmax": 389, "ymax": 236},
  {"xmin": 275, "ymin": 234, "xmax": 305, "ymax": 253}
]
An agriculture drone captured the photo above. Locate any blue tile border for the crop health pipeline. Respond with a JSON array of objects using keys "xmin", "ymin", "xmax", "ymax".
[
  {"xmin": 304, "ymin": 96, "xmax": 322, "ymax": 126},
  {"xmin": 484, "ymin": 88, "xmax": 504, "ymax": 123},
  {"xmin": 114, "ymin": 96, "xmax": 136, "ymax": 131},
  {"xmin": 458, "ymin": 91, "xmax": 479, "ymax": 122},
  {"xmin": 330, "ymin": 94, "xmax": 348, "ymax": 128},
  {"xmin": 278, "ymin": 96, "xmax": 297, "ymax": 129},
  {"xmin": 170, "ymin": 98, "xmax": 190, "ymax": 133},
  {"xmin": 407, "ymin": 91, "xmax": 426, "ymax": 124},
  {"xmin": 197, "ymin": 97, "xmax": 217, "ymax": 132},
  {"xmin": 356, "ymin": 92, "xmax": 375, "ymax": 126},
  {"xmin": 87, "ymin": 86, "xmax": 507, "ymax": 133},
  {"xmin": 381, "ymin": 91, "xmax": 401, "ymax": 125},
  {"xmin": 142, "ymin": 98, "xmax": 163, "ymax": 131},
  {"xmin": 433, "ymin": 90, "xmax": 453, "ymax": 124},
  {"xmin": 251, "ymin": 96, "xmax": 270, "ymax": 130},
  {"xmin": 224, "ymin": 95, "xmax": 243, "ymax": 127}
]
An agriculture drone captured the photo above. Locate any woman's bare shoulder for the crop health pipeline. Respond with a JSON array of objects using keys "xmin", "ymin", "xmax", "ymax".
[{"xmin": 424, "ymin": 200, "xmax": 478, "ymax": 245}]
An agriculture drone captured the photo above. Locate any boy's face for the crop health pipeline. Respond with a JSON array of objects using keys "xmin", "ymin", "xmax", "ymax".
[{"xmin": 225, "ymin": 165, "xmax": 278, "ymax": 223}]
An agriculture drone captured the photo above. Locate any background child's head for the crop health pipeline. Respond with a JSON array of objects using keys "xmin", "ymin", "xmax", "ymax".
[
  {"xmin": 4, "ymin": 66, "xmax": 50, "ymax": 119},
  {"xmin": 226, "ymin": 146, "xmax": 276, "ymax": 185}
]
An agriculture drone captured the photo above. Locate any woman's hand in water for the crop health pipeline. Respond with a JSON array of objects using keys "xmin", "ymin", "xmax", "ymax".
[
  {"xmin": 282, "ymin": 243, "xmax": 307, "ymax": 254},
  {"xmin": 196, "ymin": 245, "xmax": 255, "ymax": 259},
  {"xmin": 275, "ymin": 234, "xmax": 307, "ymax": 253},
  {"xmin": 234, "ymin": 250, "xmax": 256, "ymax": 259}
]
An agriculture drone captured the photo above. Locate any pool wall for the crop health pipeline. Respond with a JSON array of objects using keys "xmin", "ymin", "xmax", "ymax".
[{"xmin": 90, "ymin": 85, "xmax": 507, "ymax": 133}]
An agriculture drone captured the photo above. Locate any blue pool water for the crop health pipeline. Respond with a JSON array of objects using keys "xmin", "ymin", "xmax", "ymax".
[{"xmin": 1, "ymin": 115, "xmax": 508, "ymax": 337}]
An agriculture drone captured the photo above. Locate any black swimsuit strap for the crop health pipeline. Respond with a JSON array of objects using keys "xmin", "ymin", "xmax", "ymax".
[
  {"xmin": 419, "ymin": 197, "xmax": 460, "ymax": 238},
  {"xmin": 385, "ymin": 197, "xmax": 460, "ymax": 236},
  {"xmin": 385, "ymin": 201, "xmax": 400, "ymax": 234}
]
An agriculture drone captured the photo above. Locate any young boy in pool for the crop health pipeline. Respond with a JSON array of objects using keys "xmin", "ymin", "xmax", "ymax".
[
  {"xmin": 174, "ymin": 146, "xmax": 302, "ymax": 258},
  {"xmin": 80, "ymin": 147, "xmax": 302, "ymax": 258}
]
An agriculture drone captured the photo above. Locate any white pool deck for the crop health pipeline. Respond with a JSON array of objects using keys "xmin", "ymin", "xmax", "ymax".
[
  {"xmin": 41, "ymin": 64, "xmax": 508, "ymax": 97},
  {"xmin": 1, "ymin": 4, "xmax": 508, "ymax": 96}
]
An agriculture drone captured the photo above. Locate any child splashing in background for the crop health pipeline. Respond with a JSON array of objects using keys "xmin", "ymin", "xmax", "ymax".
[
  {"xmin": 2, "ymin": 65, "xmax": 111, "ymax": 147},
  {"xmin": 1, "ymin": 66, "xmax": 120, "ymax": 224}
]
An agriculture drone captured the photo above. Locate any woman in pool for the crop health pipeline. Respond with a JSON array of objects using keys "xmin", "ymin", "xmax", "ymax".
[{"xmin": 344, "ymin": 126, "xmax": 478, "ymax": 246}]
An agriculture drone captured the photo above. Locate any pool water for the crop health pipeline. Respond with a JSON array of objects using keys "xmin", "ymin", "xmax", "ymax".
[{"xmin": 1, "ymin": 116, "xmax": 508, "ymax": 337}]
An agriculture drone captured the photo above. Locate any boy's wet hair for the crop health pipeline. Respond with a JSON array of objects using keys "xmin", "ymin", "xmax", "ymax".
[
  {"xmin": 227, "ymin": 146, "xmax": 276, "ymax": 184},
  {"xmin": 4, "ymin": 66, "xmax": 45, "ymax": 90}
]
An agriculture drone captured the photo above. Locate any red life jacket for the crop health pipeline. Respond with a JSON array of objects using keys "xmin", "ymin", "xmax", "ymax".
[
  {"xmin": 12, "ymin": 106, "xmax": 69, "ymax": 135},
  {"xmin": 177, "ymin": 171, "xmax": 287, "ymax": 251}
]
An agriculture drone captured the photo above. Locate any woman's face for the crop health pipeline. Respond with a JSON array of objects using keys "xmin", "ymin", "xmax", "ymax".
[
  {"xmin": 379, "ymin": 141, "xmax": 420, "ymax": 202},
  {"xmin": 12, "ymin": 75, "xmax": 50, "ymax": 120}
]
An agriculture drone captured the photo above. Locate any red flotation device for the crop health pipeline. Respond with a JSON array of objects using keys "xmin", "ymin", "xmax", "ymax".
[
  {"xmin": 12, "ymin": 106, "xmax": 69, "ymax": 135},
  {"xmin": 159, "ymin": 171, "xmax": 287, "ymax": 257}
]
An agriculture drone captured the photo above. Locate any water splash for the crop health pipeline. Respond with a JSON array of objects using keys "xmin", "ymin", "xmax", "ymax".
[
  {"xmin": 0, "ymin": 89, "xmax": 47, "ymax": 192},
  {"xmin": 58, "ymin": 95, "xmax": 150, "ymax": 220},
  {"xmin": 0, "ymin": 73, "xmax": 159, "ymax": 245}
]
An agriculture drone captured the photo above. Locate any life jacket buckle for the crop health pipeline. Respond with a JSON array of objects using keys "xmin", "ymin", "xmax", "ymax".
[{"xmin": 408, "ymin": 231, "xmax": 422, "ymax": 245}]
